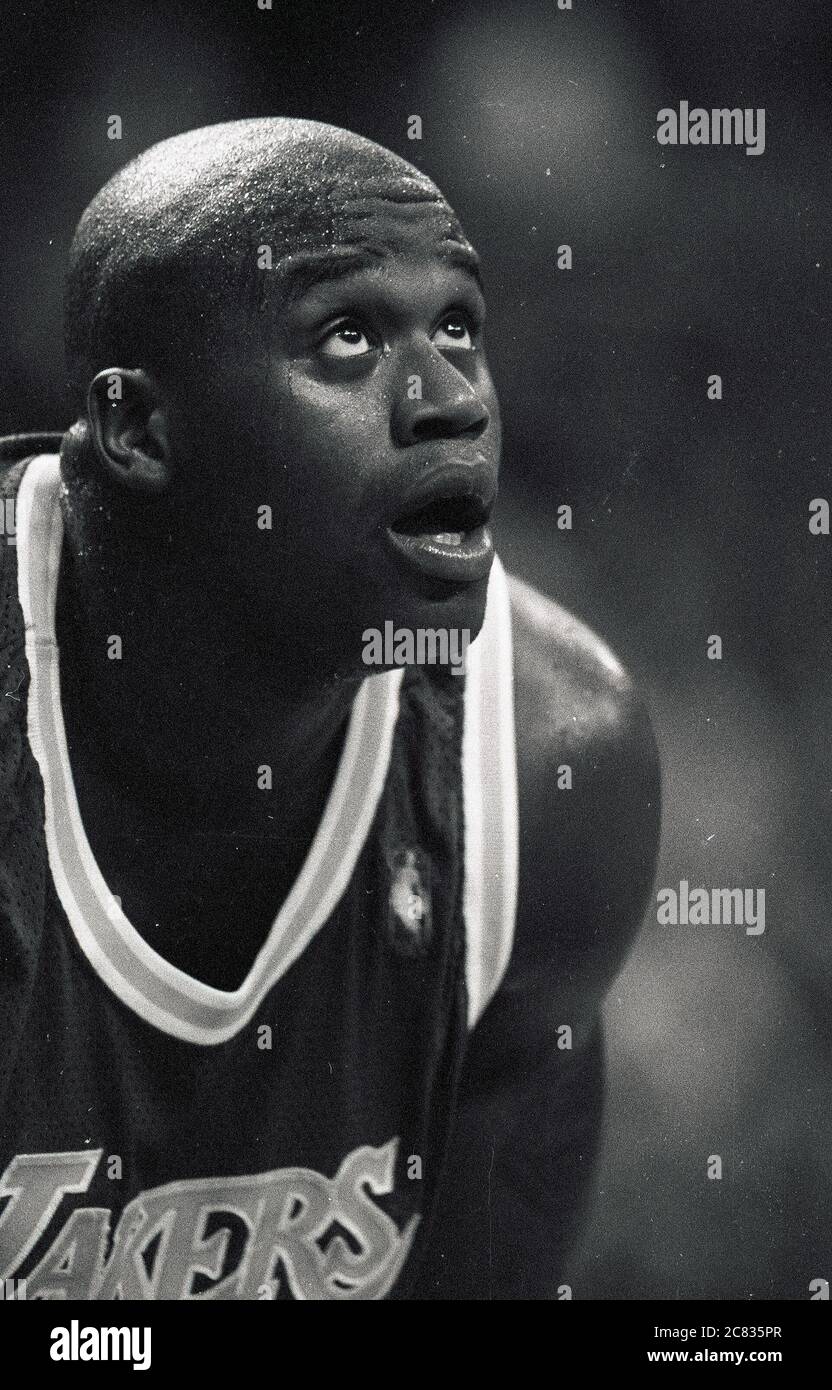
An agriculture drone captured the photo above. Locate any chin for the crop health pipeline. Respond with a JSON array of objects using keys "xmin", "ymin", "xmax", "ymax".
[
  {"xmin": 380, "ymin": 572, "xmax": 490, "ymax": 643},
  {"xmin": 427, "ymin": 575, "xmax": 489, "ymax": 637}
]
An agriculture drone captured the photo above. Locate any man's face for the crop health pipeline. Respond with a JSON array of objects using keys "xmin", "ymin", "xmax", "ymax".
[{"xmin": 170, "ymin": 198, "xmax": 501, "ymax": 682}]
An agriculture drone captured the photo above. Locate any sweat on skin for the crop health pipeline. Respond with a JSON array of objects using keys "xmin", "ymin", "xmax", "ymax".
[{"xmin": 61, "ymin": 118, "xmax": 497, "ymax": 693}]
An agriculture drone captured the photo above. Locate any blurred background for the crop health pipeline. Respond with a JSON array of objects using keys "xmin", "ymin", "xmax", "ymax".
[{"xmin": 1, "ymin": 0, "xmax": 829, "ymax": 1298}]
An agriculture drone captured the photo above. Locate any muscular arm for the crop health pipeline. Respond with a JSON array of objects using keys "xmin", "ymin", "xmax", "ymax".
[{"xmin": 414, "ymin": 576, "xmax": 661, "ymax": 1299}]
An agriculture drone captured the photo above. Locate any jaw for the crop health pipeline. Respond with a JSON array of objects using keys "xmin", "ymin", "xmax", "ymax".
[{"xmin": 370, "ymin": 567, "xmax": 491, "ymax": 645}]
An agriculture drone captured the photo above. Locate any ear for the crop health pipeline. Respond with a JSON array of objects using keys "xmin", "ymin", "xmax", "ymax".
[{"xmin": 86, "ymin": 368, "xmax": 172, "ymax": 495}]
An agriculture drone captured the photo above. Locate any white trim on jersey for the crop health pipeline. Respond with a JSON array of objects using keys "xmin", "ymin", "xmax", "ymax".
[
  {"xmin": 15, "ymin": 453, "xmax": 518, "ymax": 1044},
  {"xmin": 462, "ymin": 543, "xmax": 519, "ymax": 1026}
]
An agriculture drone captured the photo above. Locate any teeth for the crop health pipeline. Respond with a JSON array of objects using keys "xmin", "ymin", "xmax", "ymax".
[{"xmin": 433, "ymin": 532, "xmax": 464, "ymax": 547}]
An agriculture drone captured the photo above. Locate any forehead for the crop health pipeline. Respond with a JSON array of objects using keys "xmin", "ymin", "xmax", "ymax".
[{"xmin": 270, "ymin": 196, "xmax": 482, "ymax": 304}]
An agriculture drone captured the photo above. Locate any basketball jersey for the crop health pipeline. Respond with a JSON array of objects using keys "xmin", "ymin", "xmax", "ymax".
[{"xmin": 0, "ymin": 449, "xmax": 518, "ymax": 1300}]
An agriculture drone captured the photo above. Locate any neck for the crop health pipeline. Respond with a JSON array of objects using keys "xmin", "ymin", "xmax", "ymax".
[{"xmin": 54, "ymin": 538, "xmax": 362, "ymax": 846}]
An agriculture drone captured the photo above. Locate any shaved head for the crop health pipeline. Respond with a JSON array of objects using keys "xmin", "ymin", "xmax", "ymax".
[
  {"xmin": 58, "ymin": 115, "xmax": 499, "ymax": 678},
  {"xmin": 64, "ymin": 117, "xmax": 473, "ymax": 406}
]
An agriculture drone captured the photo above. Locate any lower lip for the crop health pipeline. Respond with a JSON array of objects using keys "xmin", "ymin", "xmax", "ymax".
[{"xmin": 385, "ymin": 524, "xmax": 494, "ymax": 584}]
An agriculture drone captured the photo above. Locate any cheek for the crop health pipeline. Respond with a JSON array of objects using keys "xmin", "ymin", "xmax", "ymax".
[
  {"xmin": 276, "ymin": 370, "xmax": 389, "ymax": 515},
  {"xmin": 475, "ymin": 364, "xmax": 502, "ymax": 437}
]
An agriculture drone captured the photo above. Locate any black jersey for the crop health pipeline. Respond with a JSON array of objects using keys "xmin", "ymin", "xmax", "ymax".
[{"xmin": 0, "ymin": 447, "xmax": 518, "ymax": 1300}]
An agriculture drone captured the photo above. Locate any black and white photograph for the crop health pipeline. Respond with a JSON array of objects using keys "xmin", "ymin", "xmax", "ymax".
[{"xmin": 0, "ymin": 0, "xmax": 829, "ymax": 1356}]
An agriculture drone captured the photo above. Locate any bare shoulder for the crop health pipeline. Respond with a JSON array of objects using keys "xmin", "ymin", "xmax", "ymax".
[
  {"xmin": 505, "ymin": 572, "xmax": 661, "ymax": 1015},
  {"xmin": 508, "ymin": 571, "xmax": 652, "ymax": 765}
]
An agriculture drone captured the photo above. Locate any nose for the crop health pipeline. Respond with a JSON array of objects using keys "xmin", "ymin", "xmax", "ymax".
[{"xmin": 391, "ymin": 347, "xmax": 490, "ymax": 446}]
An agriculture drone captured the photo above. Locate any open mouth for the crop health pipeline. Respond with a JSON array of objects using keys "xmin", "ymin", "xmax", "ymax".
[
  {"xmin": 390, "ymin": 493, "xmax": 490, "ymax": 547},
  {"xmin": 386, "ymin": 487, "xmax": 495, "ymax": 584}
]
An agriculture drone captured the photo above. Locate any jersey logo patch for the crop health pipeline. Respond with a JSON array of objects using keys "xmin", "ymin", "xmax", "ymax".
[
  {"xmin": 386, "ymin": 846, "xmax": 433, "ymax": 958},
  {"xmin": 0, "ymin": 1138, "xmax": 417, "ymax": 1300}
]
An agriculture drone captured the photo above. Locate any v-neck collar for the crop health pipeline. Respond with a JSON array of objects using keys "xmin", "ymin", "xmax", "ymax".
[{"xmin": 16, "ymin": 454, "xmax": 404, "ymax": 1046}]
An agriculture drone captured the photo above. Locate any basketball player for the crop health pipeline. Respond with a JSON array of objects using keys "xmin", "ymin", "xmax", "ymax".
[{"xmin": 0, "ymin": 119, "xmax": 660, "ymax": 1299}]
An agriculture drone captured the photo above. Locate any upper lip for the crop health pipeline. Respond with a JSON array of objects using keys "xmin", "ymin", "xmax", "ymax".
[{"xmin": 388, "ymin": 461, "xmax": 497, "ymax": 535}]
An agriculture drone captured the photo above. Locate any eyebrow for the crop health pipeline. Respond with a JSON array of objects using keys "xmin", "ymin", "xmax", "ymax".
[
  {"xmin": 278, "ymin": 240, "xmax": 484, "ymax": 304},
  {"xmin": 439, "ymin": 242, "xmax": 484, "ymax": 292}
]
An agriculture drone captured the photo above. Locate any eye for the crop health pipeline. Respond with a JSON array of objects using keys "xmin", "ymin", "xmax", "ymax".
[
  {"xmin": 318, "ymin": 318, "xmax": 375, "ymax": 359},
  {"xmin": 432, "ymin": 313, "xmax": 474, "ymax": 351}
]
